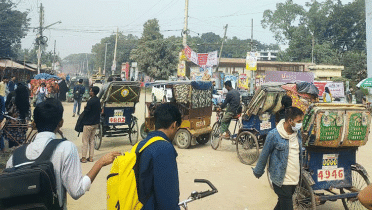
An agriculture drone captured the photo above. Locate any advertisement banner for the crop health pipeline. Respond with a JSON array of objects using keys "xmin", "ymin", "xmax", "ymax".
[
  {"xmin": 206, "ymin": 51, "xmax": 218, "ymax": 66},
  {"xmin": 198, "ymin": 53, "xmax": 209, "ymax": 66},
  {"xmin": 121, "ymin": 62, "xmax": 130, "ymax": 80},
  {"xmin": 264, "ymin": 71, "xmax": 314, "ymax": 83},
  {"xmin": 246, "ymin": 52, "xmax": 258, "ymax": 71},
  {"xmin": 191, "ymin": 67, "xmax": 212, "ymax": 81},
  {"xmin": 224, "ymin": 74, "xmax": 238, "ymax": 89},
  {"xmin": 177, "ymin": 61, "xmax": 186, "ymax": 77},
  {"xmin": 238, "ymin": 74, "xmax": 249, "ymax": 90},
  {"xmin": 314, "ymin": 82, "xmax": 345, "ymax": 98}
]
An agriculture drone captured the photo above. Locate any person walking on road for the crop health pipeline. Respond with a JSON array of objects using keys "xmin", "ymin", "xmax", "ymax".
[
  {"xmin": 355, "ymin": 87, "xmax": 365, "ymax": 104},
  {"xmin": 217, "ymin": 81, "xmax": 241, "ymax": 139},
  {"xmin": 72, "ymin": 79, "xmax": 85, "ymax": 117},
  {"xmin": 6, "ymin": 98, "xmax": 120, "ymax": 209},
  {"xmin": 80, "ymin": 86, "xmax": 101, "ymax": 163},
  {"xmin": 253, "ymin": 107, "xmax": 304, "ymax": 210},
  {"xmin": 136, "ymin": 103, "xmax": 182, "ymax": 210},
  {"xmin": 58, "ymin": 77, "xmax": 69, "ymax": 102}
]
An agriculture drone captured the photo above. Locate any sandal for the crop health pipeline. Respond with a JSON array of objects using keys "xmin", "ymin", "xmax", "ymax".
[
  {"xmin": 80, "ymin": 158, "xmax": 87, "ymax": 163},
  {"xmin": 87, "ymin": 157, "xmax": 93, "ymax": 162}
]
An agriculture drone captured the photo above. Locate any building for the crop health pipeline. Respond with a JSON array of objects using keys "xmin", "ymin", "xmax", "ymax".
[
  {"xmin": 308, "ymin": 65, "xmax": 344, "ymax": 80},
  {"xmin": 257, "ymin": 50, "xmax": 278, "ymax": 61}
]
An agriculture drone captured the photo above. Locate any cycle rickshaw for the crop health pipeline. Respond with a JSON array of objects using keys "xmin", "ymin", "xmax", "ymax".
[
  {"xmin": 94, "ymin": 81, "xmax": 141, "ymax": 150},
  {"xmin": 140, "ymin": 81, "xmax": 213, "ymax": 149},
  {"xmin": 210, "ymin": 82, "xmax": 318, "ymax": 165},
  {"xmin": 287, "ymin": 103, "xmax": 371, "ymax": 209}
]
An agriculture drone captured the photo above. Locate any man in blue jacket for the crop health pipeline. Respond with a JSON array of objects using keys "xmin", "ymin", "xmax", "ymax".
[
  {"xmin": 253, "ymin": 106, "xmax": 304, "ymax": 210},
  {"xmin": 137, "ymin": 103, "xmax": 182, "ymax": 210}
]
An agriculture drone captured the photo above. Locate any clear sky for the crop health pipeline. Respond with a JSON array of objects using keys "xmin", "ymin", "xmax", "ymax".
[{"xmin": 17, "ymin": 0, "xmax": 353, "ymax": 59}]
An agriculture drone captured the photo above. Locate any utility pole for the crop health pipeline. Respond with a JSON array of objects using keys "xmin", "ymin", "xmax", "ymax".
[
  {"xmin": 104, "ymin": 43, "xmax": 109, "ymax": 77},
  {"xmin": 36, "ymin": 3, "xmax": 61, "ymax": 74},
  {"xmin": 86, "ymin": 53, "xmax": 89, "ymax": 75},
  {"xmin": 250, "ymin": 19, "xmax": 255, "ymax": 95},
  {"xmin": 52, "ymin": 40, "xmax": 56, "ymax": 72},
  {"xmin": 366, "ymin": 0, "xmax": 372, "ymax": 79},
  {"xmin": 311, "ymin": 35, "xmax": 315, "ymax": 64},
  {"xmin": 37, "ymin": 3, "xmax": 44, "ymax": 74},
  {"xmin": 182, "ymin": 0, "xmax": 189, "ymax": 47},
  {"xmin": 216, "ymin": 24, "xmax": 228, "ymax": 72},
  {"xmin": 112, "ymin": 28, "xmax": 119, "ymax": 76}
]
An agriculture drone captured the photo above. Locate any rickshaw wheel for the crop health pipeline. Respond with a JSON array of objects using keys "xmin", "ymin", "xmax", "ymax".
[
  {"xmin": 236, "ymin": 131, "xmax": 259, "ymax": 165},
  {"xmin": 129, "ymin": 119, "xmax": 139, "ymax": 146},
  {"xmin": 196, "ymin": 133, "xmax": 210, "ymax": 145},
  {"xmin": 341, "ymin": 165, "xmax": 370, "ymax": 210},
  {"xmin": 210, "ymin": 122, "xmax": 221, "ymax": 150},
  {"xmin": 94, "ymin": 124, "xmax": 103, "ymax": 150},
  {"xmin": 140, "ymin": 122, "xmax": 148, "ymax": 140},
  {"xmin": 293, "ymin": 175, "xmax": 316, "ymax": 210},
  {"xmin": 175, "ymin": 129, "xmax": 191, "ymax": 149}
]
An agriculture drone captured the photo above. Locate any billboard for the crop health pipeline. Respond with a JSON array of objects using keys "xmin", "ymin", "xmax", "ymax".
[
  {"xmin": 314, "ymin": 82, "xmax": 345, "ymax": 98},
  {"xmin": 264, "ymin": 71, "xmax": 314, "ymax": 83}
]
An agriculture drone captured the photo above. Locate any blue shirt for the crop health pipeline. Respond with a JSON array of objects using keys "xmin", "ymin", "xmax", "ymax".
[
  {"xmin": 253, "ymin": 128, "xmax": 303, "ymax": 187},
  {"xmin": 7, "ymin": 81, "xmax": 15, "ymax": 92},
  {"xmin": 136, "ymin": 131, "xmax": 180, "ymax": 210}
]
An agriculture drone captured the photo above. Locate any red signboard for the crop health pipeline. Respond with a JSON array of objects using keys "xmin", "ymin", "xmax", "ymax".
[
  {"xmin": 314, "ymin": 81, "xmax": 345, "ymax": 98},
  {"xmin": 121, "ymin": 62, "xmax": 130, "ymax": 80},
  {"xmin": 198, "ymin": 53, "xmax": 208, "ymax": 66}
]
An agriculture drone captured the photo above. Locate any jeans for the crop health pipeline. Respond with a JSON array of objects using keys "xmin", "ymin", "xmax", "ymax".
[
  {"xmin": 273, "ymin": 184, "xmax": 297, "ymax": 210},
  {"xmin": 73, "ymin": 98, "xmax": 82, "ymax": 114}
]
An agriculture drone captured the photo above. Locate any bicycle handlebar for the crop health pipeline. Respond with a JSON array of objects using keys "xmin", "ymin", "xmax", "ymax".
[
  {"xmin": 194, "ymin": 179, "xmax": 217, "ymax": 193},
  {"xmin": 178, "ymin": 179, "xmax": 218, "ymax": 209}
]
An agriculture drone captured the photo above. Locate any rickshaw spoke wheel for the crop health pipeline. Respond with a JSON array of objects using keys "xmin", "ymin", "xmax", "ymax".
[
  {"xmin": 341, "ymin": 166, "xmax": 370, "ymax": 210},
  {"xmin": 175, "ymin": 129, "xmax": 191, "ymax": 149},
  {"xmin": 129, "ymin": 118, "xmax": 139, "ymax": 146},
  {"xmin": 293, "ymin": 175, "xmax": 316, "ymax": 210},
  {"xmin": 236, "ymin": 131, "xmax": 259, "ymax": 165},
  {"xmin": 210, "ymin": 122, "xmax": 221, "ymax": 150},
  {"xmin": 94, "ymin": 124, "xmax": 103, "ymax": 150}
]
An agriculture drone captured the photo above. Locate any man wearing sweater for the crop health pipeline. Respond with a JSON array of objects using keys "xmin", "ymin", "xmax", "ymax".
[{"xmin": 253, "ymin": 106, "xmax": 304, "ymax": 210}]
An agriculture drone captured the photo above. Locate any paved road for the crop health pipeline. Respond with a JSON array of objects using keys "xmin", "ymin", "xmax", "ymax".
[{"xmin": 61, "ymin": 93, "xmax": 369, "ymax": 210}]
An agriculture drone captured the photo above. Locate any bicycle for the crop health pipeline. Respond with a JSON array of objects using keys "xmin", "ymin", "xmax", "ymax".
[
  {"xmin": 178, "ymin": 179, "xmax": 218, "ymax": 210},
  {"xmin": 210, "ymin": 106, "xmax": 242, "ymax": 150}
]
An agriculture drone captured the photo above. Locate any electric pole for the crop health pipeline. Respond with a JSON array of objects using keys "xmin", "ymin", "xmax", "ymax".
[
  {"xmin": 52, "ymin": 40, "xmax": 56, "ymax": 72},
  {"xmin": 366, "ymin": 0, "xmax": 372, "ymax": 79},
  {"xmin": 216, "ymin": 24, "xmax": 228, "ymax": 72},
  {"xmin": 182, "ymin": 0, "xmax": 189, "ymax": 47},
  {"xmin": 112, "ymin": 28, "xmax": 119, "ymax": 76},
  {"xmin": 104, "ymin": 43, "xmax": 109, "ymax": 77},
  {"xmin": 250, "ymin": 19, "xmax": 254, "ymax": 94},
  {"xmin": 37, "ymin": 3, "xmax": 44, "ymax": 74}
]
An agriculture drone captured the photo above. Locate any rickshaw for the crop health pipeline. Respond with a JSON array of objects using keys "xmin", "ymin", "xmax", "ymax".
[
  {"xmin": 290, "ymin": 103, "xmax": 371, "ymax": 209},
  {"xmin": 140, "ymin": 81, "xmax": 213, "ymax": 149},
  {"xmin": 94, "ymin": 81, "xmax": 141, "ymax": 150},
  {"xmin": 210, "ymin": 82, "xmax": 318, "ymax": 165}
]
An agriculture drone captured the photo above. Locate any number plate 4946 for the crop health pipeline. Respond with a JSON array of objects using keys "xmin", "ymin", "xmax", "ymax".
[{"xmin": 317, "ymin": 168, "xmax": 344, "ymax": 182}]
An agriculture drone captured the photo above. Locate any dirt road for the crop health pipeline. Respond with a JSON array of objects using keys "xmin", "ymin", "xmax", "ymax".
[{"xmin": 2, "ymin": 91, "xmax": 369, "ymax": 209}]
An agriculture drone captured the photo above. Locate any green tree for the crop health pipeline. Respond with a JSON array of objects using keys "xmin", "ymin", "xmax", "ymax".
[
  {"xmin": 130, "ymin": 19, "xmax": 178, "ymax": 79},
  {"xmin": 0, "ymin": 0, "xmax": 30, "ymax": 58},
  {"xmin": 92, "ymin": 33, "xmax": 139, "ymax": 75},
  {"xmin": 62, "ymin": 53, "xmax": 95, "ymax": 75}
]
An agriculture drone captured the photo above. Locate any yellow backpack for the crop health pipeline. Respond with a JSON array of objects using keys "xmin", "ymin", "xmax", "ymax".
[{"xmin": 107, "ymin": 136, "xmax": 166, "ymax": 210}]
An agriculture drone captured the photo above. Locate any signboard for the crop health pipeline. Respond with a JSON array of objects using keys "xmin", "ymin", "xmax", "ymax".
[
  {"xmin": 264, "ymin": 71, "xmax": 314, "ymax": 83},
  {"xmin": 191, "ymin": 66, "xmax": 212, "ymax": 81},
  {"xmin": 177, "ymin": 61, "xmax": 186, "ymax": 77},
  {"xmin": 212, "ymin": 72, "xmax": 224, "ymax": 89},
  {"xmin": 238, "ymin": 74, "xmax": 249, "ymax": 90},
  {"xmin": 121, "ymin": 62, "xmax": 130, "ymax": 80},
  {"xmin": 246, "ymin": 52, "xmax": 258, "ymax": 71},
  {"xmin": 314, "ymin": 82, "xmax": 345, "ymax": 98},
  {"xmin": 198, "ymin": 53, "xmax": 209, "ymax": 66},
  {"xmin": 224, "ymin": 74, "xmax": 238, "ymax": 89}
]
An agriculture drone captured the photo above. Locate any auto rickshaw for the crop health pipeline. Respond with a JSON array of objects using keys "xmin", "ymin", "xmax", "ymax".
[{"xmin": 140, "ymin": 81, "xmax": 213, "ymax": 149}]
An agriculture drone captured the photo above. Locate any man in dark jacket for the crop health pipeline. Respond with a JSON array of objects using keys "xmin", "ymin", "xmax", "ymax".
[
  {"xmin": 80, "ymin": 86, "xmax": 101, "ymax": 163},
  {"xmin": 355, "ymin": 87, "xmax": 364, "ymax": 104},
  {"xmin": 72, "ymin": 79, "xmax": 86, "ymax": 117},
  {"xmin": 218, "ymin": 80, "xmax": 240, "ymax": 139},
  {"xmin": 137, "ymin": 103, "xmax": 181, "ymax": 210}
]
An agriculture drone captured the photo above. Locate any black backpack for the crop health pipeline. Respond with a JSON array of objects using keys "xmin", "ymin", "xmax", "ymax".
[
  {"xmin": 0, "ymin": 139, "xmax": 65, "ymax": 210},
  {"xmin": 73, "ymin": 85, "xmax": 83, "ymax": 99}
]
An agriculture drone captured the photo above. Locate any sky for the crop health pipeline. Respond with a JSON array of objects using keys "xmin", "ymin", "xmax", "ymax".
[{"xmin": 16, "ymin": 0, "xmax": 353, "ymax": 59}]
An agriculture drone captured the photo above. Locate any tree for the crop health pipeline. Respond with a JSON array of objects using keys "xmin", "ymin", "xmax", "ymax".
[
  {"xmin": 62, "ymin": 53, "xmax": 95, "ymax": 75},
  {"xmin": 92, "ymin": 33, "xmax": 139, "ymax": 75},
  {"xmin": 130, "ymin": 19, "xmax": 178, "ymax": 79},
  {"xmin": 17, "ymin": 47, "xmax": 61, "ymax": 69},
  {"xmin": 0, "ymin": 0, "xmax": 30, "ymax": 58}
]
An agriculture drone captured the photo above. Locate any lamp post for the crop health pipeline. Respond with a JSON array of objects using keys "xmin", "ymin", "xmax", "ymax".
[{"xmin": 103, "ymin": 43, "xmax": 109, "ymax": 77}]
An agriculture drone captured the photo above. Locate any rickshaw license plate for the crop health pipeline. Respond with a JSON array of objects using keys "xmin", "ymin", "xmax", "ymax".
[
  {"xmin": 109, "ymin": 117, "xmax": 125, "ymax": 123},
  {"xmin": 317, "ymin": 168, "xmax": 344, "ymax": 182},
  {"xmin": 260, "ymin": 121, "xmax": 271, "ymax": 130}
]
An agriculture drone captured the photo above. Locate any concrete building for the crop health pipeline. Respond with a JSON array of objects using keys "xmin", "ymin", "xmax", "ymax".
[
  {"xmin": 308, "ymin": 65, "xmax": 344, "ymax": 80},
  {"xmin": 257, "ymin": 50, "xmax": 278, "ymax": 61}
]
